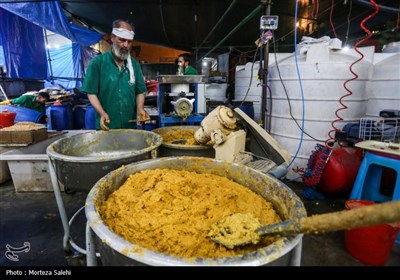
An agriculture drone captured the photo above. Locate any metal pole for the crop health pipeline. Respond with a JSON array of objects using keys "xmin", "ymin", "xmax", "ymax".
[
  {"xmin": 86, "ymin": 222, "xmax": 98, "ymax": 266},
  {"xmin": 48, "ymin": 158, "xmax": 71, "ymax": 252},
  {"xmin": 290, "ymin": 237, "xmax": 303, "ymax": 266},
  {"xmin": 44, "ymin": 29, "xmax": 55, "ymax": 84},
  {"xmin": 261, "ymin": 0, "xmax": 272, "ymax": 130}
]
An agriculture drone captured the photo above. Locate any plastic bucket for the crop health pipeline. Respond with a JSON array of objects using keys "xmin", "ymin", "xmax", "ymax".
[
  {"xmin": 232, "ymin": 101, "xmax": 254, "ymax": 119},
  {"xmin": 73, "ymin": 105, "xmax": 86, "ymax": 129},
  {"xmin": 344, "ymin": 200, "xmax": 400, "ymax": 266},
  {"xmin": 0, "ymin": 110, "xmax": 16, "ymax": 128},
  {"xmin": 50, "ymin": 103, "xmax": 73, "ymax": 131},
  {"xmin": 85, "ymin": 105, "xmax": 96, "ymax": 129}
]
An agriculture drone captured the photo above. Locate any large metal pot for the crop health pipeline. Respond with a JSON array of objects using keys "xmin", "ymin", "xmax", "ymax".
[
  {"xmin": 46, "ymin": 130, "xmax": 162, "ymax": 193},
  {"xmin": 85, "ymin": 157, "xmax": 306, "ymax": 266},
  {"xmin": 152, "ymin": 126, "xmax": 215, "ymax": 158}
]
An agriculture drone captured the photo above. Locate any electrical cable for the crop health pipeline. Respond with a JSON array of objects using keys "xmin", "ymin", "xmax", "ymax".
[
  {"xmin": 397, "ymin": 2, "xmax": 400, "ymax": 28},
  {"xmin": 235, "ymin": 45, "xmax": 260, "ymax": 107},
  {"xmin": 266, "ymin": 84, "xmax": 272, "ymax": 134},
  {"xmin": 287, "ymin": 0, "xmax": 306, "ymax": 169},
  {"xmin": 271, "ymin": 32, "xmax": 324, "ymax": 143},
  {"xmin": 196, "ymin": 0, "xmax": 238, "ymax": 52},
  {"xmin": 353, "ymin": 0, "xmax": 400, "ymax": 14},
  {"xmin": 159, "ymin": 0, "xmax": 174, "ymax": 48},
  {"xmin": 199, "ymin": 5, "xmax": 262, "ymax": 62},
  {"xmin": 313, "ymin": 0, "xmax": 320, "ymax": 19},
  {"xmin": 330, "ymin": 0, "xmax": 338, "ymax": 38},
  {"xmin": 344, "ymin": 0, "xmax": 353, "ymax": 46}
]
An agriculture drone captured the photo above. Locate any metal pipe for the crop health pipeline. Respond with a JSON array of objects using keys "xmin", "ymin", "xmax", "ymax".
[
  {"xmin": 48, "ymin": 158, "xmax": 70, "ymax": 252},
  {"xmin": 86, "ymin": 222, "xmax": 98, "ymax": 266},
  {"xmin": 261, "ymin": 0, "xmax": 272, "ymax": 130},
  {"xmin": 290, "ymin": 237, "xmax": 303, "ymax": 266},
  {"xmin": 44, "ymin": 29, "xmax": 54, "ymax": 84},
  {"xmin": 199, "ymin": 5, "xmax": 262, "ymax": 61}
]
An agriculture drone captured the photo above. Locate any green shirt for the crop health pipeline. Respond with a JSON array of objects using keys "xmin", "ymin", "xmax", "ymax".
[
  {"xmin": 11, "ymin": 95, "xmax": 45, "ymax": 113},
  {"xmin": 81, "ymin": 51, "xmax": 147, "ymax": 130},
  {"xmin": 184, "ymin": 65, "xmax": 198, "ymax": 75}
]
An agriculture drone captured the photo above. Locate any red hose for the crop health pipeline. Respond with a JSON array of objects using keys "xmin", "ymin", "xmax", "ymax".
[{"xmin": 326, "ymin": 0, "xmax": 380, "ymax": 148}]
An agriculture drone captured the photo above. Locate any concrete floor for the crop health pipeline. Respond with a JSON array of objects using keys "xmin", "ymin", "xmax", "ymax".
[{"xmin": 0, "ymin": 178, "xmax": 399, "ymax": 267}]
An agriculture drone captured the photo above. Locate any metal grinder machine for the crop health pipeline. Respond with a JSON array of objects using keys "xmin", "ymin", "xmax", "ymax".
[
  {"xmin": 195, "ymin": 105, "xmax": 291, "ymax": 179},
  {"xmin": 157, "ymin": 75, "xmax": 207, "ymax": 127}
]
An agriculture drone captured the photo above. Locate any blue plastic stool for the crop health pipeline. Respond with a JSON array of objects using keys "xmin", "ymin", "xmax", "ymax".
[{"xmin": 350, "ymin": 151, "xmax": 400, "ymax": 244}]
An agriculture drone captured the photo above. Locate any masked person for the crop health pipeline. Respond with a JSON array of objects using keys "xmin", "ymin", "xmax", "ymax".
[
  {"xmin": 177, "ymin": 53, "xmax": 198, "ymax": 75},
  {"xmin": 0, "ymin": 91, "xmax": 49, "ymax": 113},
  {"xmin": 81, "ymin": 19, "xmax": 150, "ymax": 130}
]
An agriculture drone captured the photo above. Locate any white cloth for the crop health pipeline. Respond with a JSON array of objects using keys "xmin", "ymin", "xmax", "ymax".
[
  {"xmin": 112, "ymin": 28, "xmax": 134, "ymax": 40},
  {"xmin": 126, "ymin": 55, "xmax": 135, "ymax": 85}
]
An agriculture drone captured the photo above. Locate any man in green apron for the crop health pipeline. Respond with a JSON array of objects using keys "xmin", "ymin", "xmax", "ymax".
[{"xmin": 81, "ymin": 19, "xmax": 150, "ymax": 130}]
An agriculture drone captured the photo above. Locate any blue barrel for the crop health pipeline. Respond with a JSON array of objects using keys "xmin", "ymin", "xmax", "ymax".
[
  {"xmin": 73, "ymin": 105, "xmax": 86, "ymax": 129},
  {"xmin": 46, "ymin": 105, "xmax": 52, "ymax": 129},
  {"xmin": 0, "ymin": 105, "xmax": 47, "ymax": 124},
  {"xmin": 232, "ymin": 101, "xmax": 254, "ymax": 119},
  {"xmin": 85, "ymin": 105, "xmax": 96, "ymax": 129},
  {"xmin": 50, "ymin": 103, "xmax": 73, "ymax": 131}
]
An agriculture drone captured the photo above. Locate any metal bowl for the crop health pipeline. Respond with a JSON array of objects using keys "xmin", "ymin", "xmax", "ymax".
[
  {"xmin": 46, "ymin": 129, "xmax": 162, "ymax": 192},
  {"xmin": 85, "ymin": 157, "xmax": 306, "ymax": 266}
]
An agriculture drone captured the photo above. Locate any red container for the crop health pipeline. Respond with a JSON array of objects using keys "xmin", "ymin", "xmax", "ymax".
[
  {"xmin": 344, "ymin": 200, "xmax": 400, "ymax": 266},
  {"xmin": 0, "ymin": 110, "xmax": 16, "ymax": 128},
  {"xmin": 318, "ymin": 146, "xmax": 363, "ymax": 195}
]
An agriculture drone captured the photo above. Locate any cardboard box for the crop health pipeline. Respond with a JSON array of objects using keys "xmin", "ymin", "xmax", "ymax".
[
  {"xmin": 0, "ymin": 124, "xmax": 47, "ymax": 144},
  {"xmin": 0, "ymin": 131, "xmax": 12, "ymax": 144},
  {"xmin": 10, "ymin": 127, "xmax": 47, "ymax": 144}
]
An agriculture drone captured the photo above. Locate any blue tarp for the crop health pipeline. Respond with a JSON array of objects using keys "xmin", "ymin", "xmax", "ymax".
[
  {"xmin": 0, "ymin": 0, "xmax": 101, "ymax": 81},
  {"xmin": 0, "ymin": 8, "xmax": 48, "ymax": 79},
  {"xmin": 45, "ymin": 43, "xmax": 98, "ymax": 89},
  {"xmin": 0, "ymin": 1, "xmax": 101, "ymax": 47},
  {"xmin": 0, "ymin": 33, "xmax": 4, "ymax": 68}
]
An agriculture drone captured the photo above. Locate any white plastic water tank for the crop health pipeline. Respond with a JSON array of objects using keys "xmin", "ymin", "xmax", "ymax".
[
  {"xmin": 205, "ymin": 83, "xmax": 228, "ymax": 102},
  {"xmin": 382, "ymin": 41, "xmax": 400, "ymax": 53},
  {"xmin": 236, "ymin": 45, "xmax": 375, "ymax": 180},
  {"xmin": 235, "ymin": 62, "xmax": 262, "ymax": 121},
  {"xmin": 365, "ymin": 52, "xmax": 400, "ymax": 117}
]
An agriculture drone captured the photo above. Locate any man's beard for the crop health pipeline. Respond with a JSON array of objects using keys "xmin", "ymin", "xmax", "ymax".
[{"xmin": 112, "ymin": 43, "xmax": 130, "ymax": 60}]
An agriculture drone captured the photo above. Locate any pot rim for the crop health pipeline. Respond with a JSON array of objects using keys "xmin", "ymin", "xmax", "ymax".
[
  {"xmin": 46, "ymin": 129, "xmax": 162, "ymax": 163},
  {"xmin": 85, "ymin": 156, "xmax": 306, "ymax": 266}
]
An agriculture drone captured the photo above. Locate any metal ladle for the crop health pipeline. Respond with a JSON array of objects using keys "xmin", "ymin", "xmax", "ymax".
[{"xmin": 209, "ymin": 200, "xmax": 400, "ymax": 249}]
